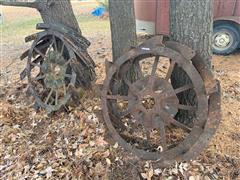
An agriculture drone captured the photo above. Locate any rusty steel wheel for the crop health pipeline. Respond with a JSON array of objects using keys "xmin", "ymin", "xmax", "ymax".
[
  {"xmin": 20, "ymin": 26, "xmax": 95, "ymax": 113},
  {"xmin": 101, "ymin": 36, "xmax": 220, "ymax": 167},
  {"xmin": 25, "ymin": 31, "xmax": 78, "ymax": 113}
]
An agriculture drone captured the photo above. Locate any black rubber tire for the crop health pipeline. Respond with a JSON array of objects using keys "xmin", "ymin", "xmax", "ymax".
[{"xmin": 212, "ymin": 23, "xmax": 240, "ymax": 55}]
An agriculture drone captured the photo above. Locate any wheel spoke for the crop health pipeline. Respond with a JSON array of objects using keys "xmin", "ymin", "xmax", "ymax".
[
  {"xmin": 33, "ymin": 74, "xmax": 45, "ymax": 81},
  {"xmin": 170, "ymin": 118, "xmax": 191, "ymax": 132},
  {"xmin": 61, "ymin": 42, "xmax": 65, "ymax": 56},
  {"xmin": 144, "ymin": 112, "xmax": 152, "ymax": 125},
  {"xmin": 30, "ymin": 62, "xmax": 42, "ymax": 68},
  {"xmin": 138, "ymin": 104, "xmax": 148, "ymax": 114},
  {"xmin": 49, "ymin": 96, "xmax": 55, "ymax": 105},
  {"xmin": 35, "ymin": 40, "xmax": 49, "ymax": 50},
  {"xmin": 50, "ymin": 41, "xmax": 54, "ymax": 49},
  {"xmin": 148, "ymin": 75, "xmax": 157, "ymax": 89},
  {"xmin": 55, "ymin": 90, "xmax": 58, "ymax": 105},
  {"xmin": 136, "ymin": 111, "xmax": 153, "ymax": 131},
  {"xmin": 135, "ymin": 61, "xmax": 144, "ymax": 79},
  {"xmin": 28, "ymin": 56, "xmax": 43, "ymax": 73},
  {"xmin": 33, "ymin": 56, "xmax": 43, "ymax": 65},
  {"xmin": 157, "ymin": 116, "xmax": 167, "ymax": 150},
  {"xmin": 65, "ymin": 74, "xmax": 72, "ymax": 79},
  {"xmin": 47, "ymin": 41, "xmax": 54, "ymax": 54},
  {"xmin": 70, "ymin": 72, "xmax": 77, "ymax": 84},
  {"xmin": 53, "ymin": 35, "xmax": 58, "ymax": 50},
  {"xmin": 64, "ymin": 58, "xmax": 72, "ymax": 66},
  {"xmin": 63, "ymin": 83, "xmax": 67, "ymax": 96},
  {"xmin": 151, "ymin": 56, "xmax": 159, "ymax": 76},
  {"xmin": 34, "ymin": 47, "xmax": 46, "ymax": 59},
  {"xmin": 106, "ymin": 95, "xmax": 129, "ymax": 101},
  {"xmin": 147, "ymin": 56, "xmax": 160, "ymax": 89},
  {"xmin": 174, "ymin": 84, "xmax": 193, "ymax": 94},
  {"xmin": 45, "ymin": 89, "xmax": 53, "ymax": 104},
  {"xmin": 144, "ymin": 128, "xmax": 151, "ymax": 141},
  {"xmin": 161, "ymin": 111, "xmax": 191, "ymax": 132},
  {"xmin": 123, "ymin": 78, "xmax": 139, "ymax": 95},
  {"xmin": 165, "ymin": 61, "xmax": 176, "ymax": 80},
  {"xmin": 177, "ymin": 104, "xmax": 197, "ymax": 111},
  {"xmin": 120, "ymin": 104, "xmax": 137, "ymax": 117}
]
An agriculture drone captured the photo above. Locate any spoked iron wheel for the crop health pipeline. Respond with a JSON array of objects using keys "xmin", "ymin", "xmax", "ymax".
[
  {"xmin": 24, "ymin": 31, "xmax": 81, "ymax": 113},
  {"xmin": 101, "ymin": 36, "xmax": 219, "ymax": 167}
]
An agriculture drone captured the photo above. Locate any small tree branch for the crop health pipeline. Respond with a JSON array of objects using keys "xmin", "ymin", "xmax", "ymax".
[{"xmin": 0, "ymin": 0, "xmax": 38, "ymax": 9}]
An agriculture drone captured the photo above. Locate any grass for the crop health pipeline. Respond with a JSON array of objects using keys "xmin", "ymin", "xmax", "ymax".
[
  {"xmin": 1, "ymin": 17, "xmax": 42, "ymax": 43},
  {"xmin": 0, "ymin": 15, "xmax": 110, "ymax": 45},
  {"xmin": 77, "ymin": 15, "xmax": 110, "ymax": 33},
  {"xmin": 0, "ymin": 1, "xmax": 110, "ymax": 45}
]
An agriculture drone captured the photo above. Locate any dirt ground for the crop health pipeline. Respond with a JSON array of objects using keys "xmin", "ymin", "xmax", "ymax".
[{"xmin": 0, "ymin": 4, "xmax": 240, "ymax": 180}]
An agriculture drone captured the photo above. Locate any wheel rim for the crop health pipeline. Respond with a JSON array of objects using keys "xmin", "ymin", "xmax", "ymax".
[
  {"xmin": 26, "ymin": 31, "xmax": 77, "ymax": 113},
  {"xmin": 101, "ymin": 38, "xmax": 209, "ymax": 165},
  {"xmin": 212, "ymin": 30, "xmax": 233, "ymax": 51}
]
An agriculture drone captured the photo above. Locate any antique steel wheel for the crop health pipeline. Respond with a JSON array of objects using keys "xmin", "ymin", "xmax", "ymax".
[
  {"xmin": 20, "ymin": 23, "xmax": 96, "ymax": 113},
  {"xmin": 101, "ymin": 36, "xmax": 220, "ymax": 167},
  {"xmin": 25, "ymin": 31, "xmax": 78, "ymax": 113}
]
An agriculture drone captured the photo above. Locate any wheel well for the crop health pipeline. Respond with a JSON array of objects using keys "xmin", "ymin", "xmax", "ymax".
[
  {"xmin": 213, "ymin": 20, "xmax": 240, "ymax": 49},
  {"xmin": 213, "ymin": 20, "xmax": 240, "ymax": 32}
]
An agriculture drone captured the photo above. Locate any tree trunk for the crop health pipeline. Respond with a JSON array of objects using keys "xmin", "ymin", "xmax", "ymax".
[
  {"xmin": 170, "ymin": 0, "xmax": 213, "ymax": 124},
  {"xmin": 0, "ymin": 0, "xmax": 81, "ymax": 34},
  {"xmin": 108, "ymin": 0, "xmax": 138, "ymax": 94},
  {"xmin": 37, "ymin": 0, "xmax": 81, "ymax": 34},
  {"xmin": 170, "ymin": 0, "xmax": 213, "ymax": 67},
  {"xmin": 109, "ymin": 0, "xmax": 137, "ymax": 61}
]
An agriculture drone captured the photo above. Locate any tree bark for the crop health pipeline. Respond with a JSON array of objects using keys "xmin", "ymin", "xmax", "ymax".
[
  {"xmin": 108, "ymin": 0, "xmax": 138, "ymax": 94},
  {"xmin": 109, "ymin": 0, "xmax": 137, "ymax": 61},
  {"xmin": 37, "ymin": 0, "xmax": 81, "ymax": 34},
  {"xmin": 170, "ymin": 0, "xmax": 213, "ymax": 68},
  {"xmin": 170, "ymin": 0, "xmax": 213, "ymax": 124},
  {"xmin": 0, "ymin": 0, "xmax": 81, "ymax": 34}
]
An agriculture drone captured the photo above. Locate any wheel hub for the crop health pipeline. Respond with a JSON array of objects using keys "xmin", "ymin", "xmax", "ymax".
[
  {"xmin": 128, "ymin": 76, "xmax": 179, "ymax": 130},
  {"xmin": 142, "ymin": 95, "xmax": 155, "ymax": 110},
  {"xmin": 23, "ymin": 29, "xmax": 95, "ymax": 113},
  {"xmin": 43, "ymin": 51, "xmax": 67, "ymax": 89},
  {"xmin": 214, "ymin": 33, "xmax": 230, "ymax": 48}
]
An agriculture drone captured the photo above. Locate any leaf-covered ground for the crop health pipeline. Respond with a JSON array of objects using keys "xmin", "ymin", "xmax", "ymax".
[
  {"xmin": 1, "ymin": 52, "xmax": 240, "ymax": 179},
  {"xmin": 1, "ymin": 4, "xmax": 240, "ymax": 180}
]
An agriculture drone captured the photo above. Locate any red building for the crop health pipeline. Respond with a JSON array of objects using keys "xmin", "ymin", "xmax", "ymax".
[{"xmin": 134, "ymin": 0, "xmax": 240, "ymax": 55}]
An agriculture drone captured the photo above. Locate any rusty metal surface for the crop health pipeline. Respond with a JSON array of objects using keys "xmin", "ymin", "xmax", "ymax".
[
  {"xmin": 20, "ymin": 23, "xmax": 96, "ymax": 113},
  {"xmin": 101, "ymin": 35, "xmax": 221, "ymax": 167}
]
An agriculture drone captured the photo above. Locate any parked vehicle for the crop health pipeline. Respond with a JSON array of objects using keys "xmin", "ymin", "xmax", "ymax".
[{"xmin": 134, "ymin": 0, "xmax": 240, "ymax": 55}]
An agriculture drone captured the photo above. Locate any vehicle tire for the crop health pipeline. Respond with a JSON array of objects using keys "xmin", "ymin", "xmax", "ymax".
[{"xmin": 212, "ymin": 23, "xmax": 240, "ymax": 55}]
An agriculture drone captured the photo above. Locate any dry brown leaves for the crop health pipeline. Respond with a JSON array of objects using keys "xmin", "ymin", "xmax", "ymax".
[
  {"xmin": 0, "ymin": 54, "xmax": 240, "ymax": 179},
  {"xmin": 0, "ymin": 84, "xmax": 111, "ymax": 179}
]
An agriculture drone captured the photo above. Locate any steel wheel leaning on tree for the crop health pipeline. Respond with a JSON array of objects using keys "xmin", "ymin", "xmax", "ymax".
[
  {"xmin": 20, "ymin": 23, "xmax": 96, "ymax": 113},
  {"xmin": 101, "ymin": 36, "xmax": 221, "ymax": 167}
]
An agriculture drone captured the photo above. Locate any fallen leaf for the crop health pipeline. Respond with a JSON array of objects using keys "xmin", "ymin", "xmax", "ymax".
[
  {"xmin": 113, "ymin": 142, "xmax": 118, "ymax": 149},
  {"xmin": 96, "ymin": 136, "xmax": 108, "ymax": 147},
  {"xmin": 106, "ymin": 158, "xmax": 111, "ymax": 165},
  {"xmin": 154, "ymin": 168, "xmax": 162, "ymax": 176}
]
